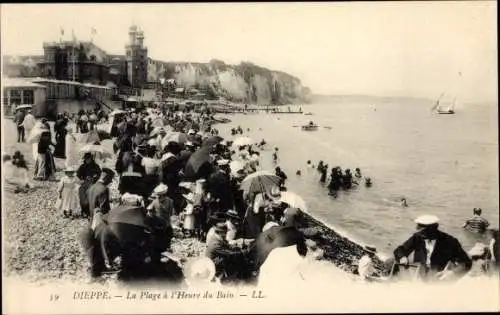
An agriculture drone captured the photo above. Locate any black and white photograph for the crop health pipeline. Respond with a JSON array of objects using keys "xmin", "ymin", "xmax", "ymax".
[{"xmin": 1, "ymin": 2, "xmax": 498, "ymax": 313}]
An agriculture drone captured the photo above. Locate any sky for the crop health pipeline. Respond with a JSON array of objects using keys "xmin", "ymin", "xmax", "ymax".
[{"xmin": 1, "ymin": 2, "xmax": 497, "ymax": 102}]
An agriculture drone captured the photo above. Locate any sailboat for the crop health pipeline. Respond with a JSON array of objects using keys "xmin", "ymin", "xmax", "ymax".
[
  {"xmin": 431, "ymin": 93, "xmax": 456, "ymax": 115},
  {"xmin": 437, "ymin": 99, "xmax": 456, "ymax": 114}
]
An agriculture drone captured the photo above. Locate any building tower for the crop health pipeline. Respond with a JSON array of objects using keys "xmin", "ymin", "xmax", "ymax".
[{"xmin": 125, "ymin": 25, "xmax": 148, "ymax": 88}]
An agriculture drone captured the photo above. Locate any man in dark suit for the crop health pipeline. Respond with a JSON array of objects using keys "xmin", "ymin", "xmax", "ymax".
[
  {"xmin": 14, "ymin": 106, "xmax": 26, "ymax": 143},
  {"xmin": 87, "ymin": 168, "xmax": 115, "ymax": 223},
  {"xmin": 206, "ymin": 159, "xmax": 233, "ymax": 213},
  {"xmin": 80, "ymin": 207, "xmax": 121, "ymax": 280},
  {"xmin": 393, "ymin": 215, "xmax": 472, "ymax": 281}
]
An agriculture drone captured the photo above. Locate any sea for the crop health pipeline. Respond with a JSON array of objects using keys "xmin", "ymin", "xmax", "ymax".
[{"xmin": 218, "ymin": 96, "xmax": 499, "ymax": 255}]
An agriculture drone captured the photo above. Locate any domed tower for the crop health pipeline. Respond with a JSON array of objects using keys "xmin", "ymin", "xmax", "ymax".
[{"xmin": 125, "ymin": 25, "xmax": 148, "ymax": 88}]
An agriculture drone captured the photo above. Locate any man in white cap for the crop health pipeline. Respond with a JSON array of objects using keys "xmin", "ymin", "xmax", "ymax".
[
  {"xmin": 393, "ymin": 214, "xmax": 472, "ymax": 281},
  {"xmin": 147, "ymin": 183, "xmax": 175, "ymax": 262}
]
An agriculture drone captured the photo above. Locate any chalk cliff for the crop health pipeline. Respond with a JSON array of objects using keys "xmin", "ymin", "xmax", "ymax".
[{"xmin": 148, "ymin": 59, "xmax": 312, "ymax": 104}]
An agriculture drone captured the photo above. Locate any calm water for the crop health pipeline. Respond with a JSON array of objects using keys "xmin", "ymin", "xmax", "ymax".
[{"xmin": 218, "ymin": 98, "xmax": 499, "ymax": 254}]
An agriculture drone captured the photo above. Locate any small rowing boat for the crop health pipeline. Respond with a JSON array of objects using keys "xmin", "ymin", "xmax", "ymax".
[{"xmin": 301, "ymin": 121, "xmax": 319, "ymax": 131}]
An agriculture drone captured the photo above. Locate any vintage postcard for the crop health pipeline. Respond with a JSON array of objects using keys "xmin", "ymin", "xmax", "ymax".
[{"xmin": 1, "ymin": 2, "xmax": 498, "ymax": 314}]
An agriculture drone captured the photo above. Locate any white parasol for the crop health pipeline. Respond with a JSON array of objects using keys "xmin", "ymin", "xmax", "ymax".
[
  {"xmin": 232, "ymin": 136, "xmax": 254, "ymax": 147},
  {"xmin": 109, "ymin": 109, "xmax": 126, "ymax": 116},
  {"xmin": 279, "ymin": 191, "xmax": 308, "ymax": 213},
  {"xmin": 15, "ymin": 104, "xmax": 33, "ymax": 111},
  {"xmin": 79, "ymin": 143, "xmax": 113, "ymax": 160},
  {"xmin": 239, "ymin": 170, "xmax": 281, "ymax": 198},
  {"xmin": 27, "ymin": 126, "xmax": 50, "ymax": 144},
  {"xmin": 229, "ymin": 160, "xmax": 245, "ymax": 176}
]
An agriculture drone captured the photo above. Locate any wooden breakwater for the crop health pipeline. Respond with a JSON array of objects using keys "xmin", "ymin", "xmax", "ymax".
[{"xmin": 210, "ymin": 104, "xmax": 305, "ymax": 115}]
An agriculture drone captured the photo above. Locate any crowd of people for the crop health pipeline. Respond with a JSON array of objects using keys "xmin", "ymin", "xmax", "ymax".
[{"xmin": 4, "ymin": 102, "xmax": 499, "ymax": 287}]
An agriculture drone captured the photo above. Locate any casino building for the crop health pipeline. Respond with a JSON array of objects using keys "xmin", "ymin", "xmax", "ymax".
[{"xmin": 2, "ymin": 25, "xmax": 155, "ymax": 116}]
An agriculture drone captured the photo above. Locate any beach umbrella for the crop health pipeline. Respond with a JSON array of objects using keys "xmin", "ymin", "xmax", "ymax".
[
  {"xmin": 151, "ymin": 116, "xmax": 165, "ymax": 128},
  {"xmin": 239, "ymin": 170, "xmax": 281, "ymax": 198},
  {"xmin": 27, "ymin": 126, "xmax": 50, "ymax": 144},
  {"xmin": 150, "ymin": 126, "xmax": 166, "ymax": 137},
  {"xmin": 253, "ymin": 226, "xmax": 307, "ymax": 270},
  {"xmin": 15, "ymin": 104, "xmax": 33, "ymax": 111},
  {"xmin": 106, "ymin": 205, "xmax": 148, "ymax": 228},
  {"xmin": 229, "ymin": 160, "xmax": 245, "ymax": 176},
  {"xmin": 80, "ymin": 129, "xmax": 111, "ymax": 143},
  {"xmin": 164, "ymin": 132, "xmax": 188, "ymax": 145},
  {"xmin": 278, "ymin": 191, "xmax": 308, "ymax": 213},
  {"xmin": 109, "ymin": 109, "xmax": 126, "ymax": 116},
  {"xmin": 184, "ymin": 146, "xmax": 214, "ymax": 180},
  {"xmin": 232, "ymin": 137, "xmax": 253, "ymax": 147},
  {"xmin": 79, "ymin": 143, "xmax": 113, "ymax": 160},
  {"xmin": 202, "ymin": 135, "xmax": 223, "ymax": 148},
  {"xmin": 106, "ymin": 205, "xmax": 150, "ymax": 245}
]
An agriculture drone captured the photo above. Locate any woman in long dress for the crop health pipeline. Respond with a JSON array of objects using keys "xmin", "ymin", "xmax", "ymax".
[
  {"xmin": 77, "ymin": 153, "xmax": 102, "ymax": 218},
  {"xmin": 243, "ymin": 185, "xmax": 282, "ymax": 239},
  {"xmin": 53, "ymin": 115, "xmax": 68, "ymax": 159},
  {"xmin": 30, "ymin": 120, "xmax": 47, "ymax": 161},
  {"xmin": 65, "ymin": 126, "xmax": 79, "ymax": 169},
  {"xmin": 34, "ymin": 130, "xmax": 57, "ymax": 181}
]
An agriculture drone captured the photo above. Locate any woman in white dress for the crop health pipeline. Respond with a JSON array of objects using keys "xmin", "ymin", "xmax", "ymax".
[
  {"xmin": 65, "ymin": 126, "xmax": 79, "ymax": 169},
  {"xmin": 57, "ymin": 167, "xmax": 80, "ymax": 218}
]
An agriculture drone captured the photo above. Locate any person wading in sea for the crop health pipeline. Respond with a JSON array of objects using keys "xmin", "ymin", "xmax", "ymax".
[{"xmin": 463, "ymin": 208, "xmax": 490, "ymax": 234}]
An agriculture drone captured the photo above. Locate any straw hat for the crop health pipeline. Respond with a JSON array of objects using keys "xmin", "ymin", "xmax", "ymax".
[
  {"xmin": 226, "ymin": 209, "xmax": 240, "ymax": 221},
  {"xmin": 209, "ymin": 212, "xmax": 227, "ymax": 223},
  {"xmin": 64, "ymin": 166, "xmax": 76, "ymax": 173},
  {"xmin": 179, "ymin": 181, "xmax": 194, "ymax": 189},
  {"xmin": 184, "ymin": 257, "xmax": 216, "ymax": 286},
  {"xmin": 121, "ymin": 193, "xmax": 144, "ymax": 205},
  {"xmin": 217, "ymin": 159, "xmax": 230, "ymax": 166},
  {"xmin": 182, "ymin": 192, "xmax": 195, "ymax": 203},
  {"xmin": 187, "ymin": 129, "xmax": 196, "ymax": 135},
  {"xmin": 153, "ymin": 183, "xmax": 169, "ymax": 196},
  {"xmin": 414, "ymin": 215, "xmax": 439, "ymax": 226},
  {"xmin": 269, "ymin": 186, "xmax": 282, "ymax": 199}
]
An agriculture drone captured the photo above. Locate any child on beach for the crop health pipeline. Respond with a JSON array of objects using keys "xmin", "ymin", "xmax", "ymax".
[
  {"xmin": 57, "ymin": 166, "xmax": 80, "ymax": 218},
  {"xmin": 4, "ymin": 151, "xmax": 32, "ymax": 193}
]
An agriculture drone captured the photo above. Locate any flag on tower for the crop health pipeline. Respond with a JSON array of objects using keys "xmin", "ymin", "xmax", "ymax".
[
  {"xmin": 72, "ymin": 29, "xmax": 77, "ymax": 43},
  {"xmin": 91, "ymin": 27, "xmax": 97, "ymax": 35}
]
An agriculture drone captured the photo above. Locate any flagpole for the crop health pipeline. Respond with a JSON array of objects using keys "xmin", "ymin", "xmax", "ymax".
[{"xmin": 72, "ymin": 29, "xmax": 76, "ymax": 82}]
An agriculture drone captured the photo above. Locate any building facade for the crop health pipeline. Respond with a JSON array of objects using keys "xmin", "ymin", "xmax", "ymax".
[
  {"xmin": 38, "ymin": 41, "xmax": 110, "ymax": 85},
  {"xmin": 3, "ymin": 25, "xmax": 152, "ymax": 96},
  {"xmin": 2, "ymin": 77, "xmax": 47, "ymax": 116},
  {"xmin": 125, "ymin": 25, "xmax": 148, "ymax": 88}
]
